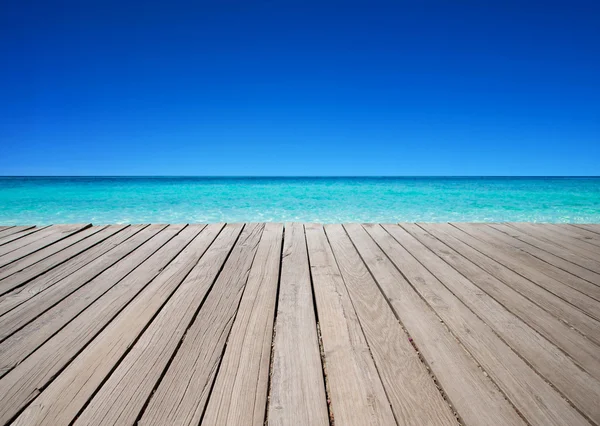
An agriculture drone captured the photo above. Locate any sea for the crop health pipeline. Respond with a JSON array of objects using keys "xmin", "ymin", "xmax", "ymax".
[{"xmin": 0, "ymin": 177, "xmax": 599, "ymax": 224}]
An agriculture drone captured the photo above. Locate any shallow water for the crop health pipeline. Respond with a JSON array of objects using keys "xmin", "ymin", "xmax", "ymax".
[{"xmin": 0, "ymin": 177, "xmax": 599, "ymax": 224}]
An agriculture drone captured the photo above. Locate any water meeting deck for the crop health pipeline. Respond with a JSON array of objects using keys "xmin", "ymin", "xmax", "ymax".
[{"xmin": 0, "ymin": 222, "xmax": 599, "ymax": 426}]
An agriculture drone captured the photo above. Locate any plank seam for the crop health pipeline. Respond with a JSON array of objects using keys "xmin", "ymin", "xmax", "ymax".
[{"xmin": 262, "ymin": 225, "xmax": 285, "ymax": 426}]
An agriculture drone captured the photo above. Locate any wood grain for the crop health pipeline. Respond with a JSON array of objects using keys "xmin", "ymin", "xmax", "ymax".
[
  {"xmin": 202, "ymin": 223, "xmax": 283, "ymax": 426},
  {"xmin": 325, "ymin": 224, "xmax": 457, "ymax": 426},
  {"xmin": 73, "ymin": 223, "xmax": 244, "ymax": 426},
  {"xmin": 267, "ymin": 223, "xmax": 330, "ymax": 426},
  {"xmin": 344, "ymin": 223, "xmax": 524, "ymax": 426}
]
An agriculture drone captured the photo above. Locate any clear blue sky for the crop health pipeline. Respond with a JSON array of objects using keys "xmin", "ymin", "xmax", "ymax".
[{"xmin": 1, "ymin": 0, "xmax": 599, "ymax": 176}]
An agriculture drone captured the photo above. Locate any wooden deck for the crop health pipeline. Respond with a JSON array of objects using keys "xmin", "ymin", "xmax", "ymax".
[{"xmin": 0, "ymin": 223, "xmax": 599, "ymax": 426}]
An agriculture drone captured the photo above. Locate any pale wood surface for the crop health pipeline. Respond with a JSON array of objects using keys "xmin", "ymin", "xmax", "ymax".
[
  {"xmin": 0, "ymin": 222, "xmax": 598, "ymax": 426},
  {"xmin": 0, "ymin": 226, "xmax": 42, "ymax": 246},
  {"xmin": 267, "ymin": 223, "xmax": 329, "ymax": 426},
  {"xmin": 202, "ymin": 223, "xmax": 282, "ymax": 426}
]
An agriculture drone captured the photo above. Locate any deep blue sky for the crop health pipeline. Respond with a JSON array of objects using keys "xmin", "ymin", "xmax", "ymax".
[{"xmin": 1, "ymin": 0, "xmax": 599, "ymax": 176}]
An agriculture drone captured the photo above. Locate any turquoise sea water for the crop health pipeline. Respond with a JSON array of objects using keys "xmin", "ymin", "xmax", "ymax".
[{"xmin": 0, "ymin": 177, "xmax": 599, "ymax": 224}]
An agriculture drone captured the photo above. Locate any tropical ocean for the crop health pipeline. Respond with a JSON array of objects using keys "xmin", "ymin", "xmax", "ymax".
[{"xmin": 0, "ymin": 177, "xmax": 599, "ymax": 225}]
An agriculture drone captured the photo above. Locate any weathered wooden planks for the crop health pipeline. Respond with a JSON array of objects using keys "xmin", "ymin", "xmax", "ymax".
[
  {"xmin": 0, "ymin": 225, "xmax": 144, "ymax": 314},
  {"xmin": 0, "ymin": 226, "xmax": 37, "ymax": 242},
  {"xmin": 12, "ymin": 224, "xmax": 216, "ymax": 426},
  {"xmin": 267, "ymin": 223, "xmax": 330, "ymax": 426},
  {"xmin": 202, "ymin": 223, "xmax": 283, "ymax": 426},
  {"xmin": 344, "ymin": 223, "xmax": 525, "ymax": 426},
  {"xmin": 73, "ymin": 223, "xmax": 244, "ymax": 426},
  {"xmin": 0, "ymin": 224, "xmax": 91, "ymax": 268},
  {"xmin": 325, "ymin": 224, "xmax": 457, "ymax": 425},
  {"xmin": 305, "ymin": 223, "xmax": 397, "ymax": 426},
  {"xmin": 0, "ymin": 221, "xmax": 597, "ymax": 426},
  {"xmin": 411, "ymin": 223, "xmax": 600, "ymax": 376},
  {"xmin": 382, "ymin": 224, "xmax": 599, "ymax": 424}
]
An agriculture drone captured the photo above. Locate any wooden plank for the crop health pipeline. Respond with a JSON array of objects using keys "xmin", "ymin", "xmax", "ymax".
[
  {"xmin": 367, "ymin": 224, "xmax": 592, "ymax": 426},
  {"xmin": 0, "ymin": 226, "xmax": 35, "ymax": 241},
  {"xmin": 0, "ymin": 225, "xmax": 165, "ymax": 345},
  {"xmin": 0, "ymin": 225, "xmax": 145, "ymax": 315},
  {"xmin": 489, "ymin": 223, "xmax": 600, "ymax": 281},
  {"xmin": 0, "ymin": 225, "xmax": 77, "ymax": 258},
  {"xmin": 0, "ymin": 226, "xmax": 39, "ymax": 245},
  {"xmin": 573, "ymin": 224, "xmax": 600, "ymax": 235},
  {"xmin": 507, "ymin": 223, "xmax": 600, "ymax": 260},
  {"xmin": 324, "ymin": 224, "xmax": 457, "ymax": 425},
  {"xmin": 137, "ymin": 223, "xmax": 264, "ymax": 425},
  {"xmin": 0, "ymin": 224, "xmax": 91, "ymax": 267},
  {"xmin": 543, "ymin": 224, "xmax": 600, "ymax": 251},
  {"xmin": 454, "ymin": 223, "xmax": 600, "ymax": 317},
  {"xmin": 418, "ymin": 223, "xmax": 600, "ymax": 346},
  {"xmin": 0, "ymin": 224, "xmax": 181, "ymax": 377},
  {"xmin": 563, "ymin": 224, "xmax": 600, "ymax": 248},
  {"xmin": 0, "ymin": 225, "xmax": 108, "ymax": 281},
  {"xmin": 266, "ymin": 223, "xmax": 330, "ymax": 426},
  {"xmin": 304, "ymin": 223, "xmax": 397, "ymax": 426},
  {"xmin": 202, "ymin": 223, "xmax": 283, "ymax": 426},
  {"xmin": 0, "ymin": 225, "xmax": 126, "ymax": 292},
  {"xmin": 344, "ymin": 223, "xmax": 524, "ymax": 426},
  {"xmin": 71, "ymin": 224, "xmax": 243, "ymax": 426},
  {"xmin": 12, "ymin": 224, "xmax": 219, "ymax": 426},
  {"xmin": 0, "ymin": 224, "xmax": 205, "ymax": 425},
  {"xmin": 399, "ymin": 224, "xmax": 600, "ymax": 400}
]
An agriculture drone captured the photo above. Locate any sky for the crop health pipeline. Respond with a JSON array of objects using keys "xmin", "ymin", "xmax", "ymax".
[{"xmin": 1, "ymin": 0, "xmax": 599, "ymax": 176}]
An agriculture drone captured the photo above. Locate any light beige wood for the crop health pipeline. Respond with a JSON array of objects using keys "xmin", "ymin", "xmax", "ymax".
[
  {"xmin": 542, "ymin": 224, "xmax": 600, "ymax": 251},
  {"xmin": 325, "ymin": 224, "xmax": 457, "ymax": 425},
  {"xmin": 417, "ymin": 223, "xmax": 600, "ymax": 355},
  {"xmin": 454, "ymin": 223, "xmax": 600, "ymax": 317},
  {"xmin": 305, "ymin": 223, "xmax": 397, "ymax": 426},
  {"xmin": 395, "ymin": 224, "xmax": 600, "ymax": 417},
  {"xmin": 0, "ymin": 225, "xmax": 122, "ymax": 292},
  {"xmin": 573, "ymin": 224, "xmax": 600, "ymax": 235},
  {"xmin": 0, "ymin": 225, "xmax": 164, "ymax": 343},
  {"xmin": 267, "ymin": 223, "xmax": 330, "ymax": 426},
  {"xmin": 563, "ymin": 224, "xmax": 600, "ymax": 247},
  {"xmin": 0, "ymin": 226, "xmax": 40, "ymax": 246},
  {"xmin": 0, "ymin": 224, "xmax": 181, "ymax": 377},
  {"xmin": 72, "ymin": 224, "xmax": 244, "ymax": 426},
  {"xmin": 202, "ymin": 223, "xmax": 283, "ymax": 426},
  {"xmin": 368, "ymin": 224, "xmax": 592, "ymax": 426},
  {"xmin": 0, "ymin": 224, "xmax": 176, "ymax": 425},
  {"xmin": 344, "ymin": 223, "xmax": 524, "ymax": 426},
  {"xmin": 507, "ymin": 222, "xmax": 600, "ymax": 262},
  {"xmin": 138, "ymin": 223, "xmax": 264, "ymax": 425},
  {"xmin": 0, "ymin": 225, "xmax": 75, "ymax": 257},
  {"xmin": 0, "ymin": 225, "xmax": 109, "ymax": 281},
  {"xmin": 489, "ymin": 223, "xmax": 600, "ymax": 283},
  {"xmin": 12, "ymin": 224, "xmax": 219, "ymax": 426},
  {"xmin": 0, "ymin": 224, "xmax": 91, "ymax": 268},
  {"xmin": 0, "ymin": 225, "xmax": 145, "ymax": 315},
  {"xmin": 0, "ymin": 226, "xmax": 36, "ymax": 241}
]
